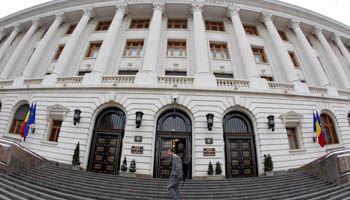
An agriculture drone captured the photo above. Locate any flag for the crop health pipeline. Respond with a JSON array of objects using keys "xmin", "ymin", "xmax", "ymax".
[
  {"xmin": 20, "ymin": 104, "xmax": 33, "ymax": 137},
  {"xmin": 24, "ymin": 103, "xmax": 36, "ymax": 139},
  {"xmin": 313, "ymin": 111, "xmax": 326, "ymax": 147}
]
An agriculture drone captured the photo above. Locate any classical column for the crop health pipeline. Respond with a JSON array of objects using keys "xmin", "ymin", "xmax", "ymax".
[
  {"xmin": 52, "ymin": 8, "xmax": 94, "ymax": 76},
  {"xmin": 0, "ymin": 19, "xmax": 41, "ymax": 80},
  {"xmin": 22, "ymin": 13, "xmax": 65, "ymax": 78},
  {"xmin": 0, "ymin": 29, "xmax": 6, "ymax": 43},
  {"xmin": 288, "ymin": 19, "xmax": 331, "ymax": 87},
  {"xmin": 0, "ymin": 24, "xmax": 22, "ymax": 62},
  {"xmin": 227, "ymin": 6, "xmax": 268, "ymax": 90},
  {"xmin": 135, "ymin": 2, "xmax": 164, "ymax": 85},
  {"xmin": 191, "ymin": 2, "xmax": 216, "ymax": 87},
  {"xmin": 332, "ymin": 32, "xmax": 350, "ymax": 69},
  {"xmin": 313, "ymin": 26, "xmax": 350, "ymax": 90},
  {"xmin": 83, "ymin": 4, "xmax": 127, "ymax": 84}
]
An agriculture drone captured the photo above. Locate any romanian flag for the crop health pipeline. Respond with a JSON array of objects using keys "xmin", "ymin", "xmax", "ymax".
[
  {"xmin": 20, "ymin": 104, "xmax": 33, "ymax": 137},
  {"xmin": 313, "ymin": 111, "xmax": 326, "ymax": 147},
  {"xmin": 24, "ymin": 103, "xmax": 36, "ymax": 140}
]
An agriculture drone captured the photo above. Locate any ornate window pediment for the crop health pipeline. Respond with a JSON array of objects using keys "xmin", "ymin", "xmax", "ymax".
[
  {"xmin": 280, "ymin": 111, "xmax": 303, "ymax": 126},
  {"xmin": 47, "ymin": 104, "xmax": 69, "ymax": 119}
]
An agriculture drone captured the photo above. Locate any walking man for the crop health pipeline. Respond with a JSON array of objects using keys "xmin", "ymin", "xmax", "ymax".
[{"xmin": 167, "ymin": 148, "xmax": 183, "ymax": 200}]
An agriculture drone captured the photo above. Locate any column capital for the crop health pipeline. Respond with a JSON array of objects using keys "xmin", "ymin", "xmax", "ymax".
[
  {"xmin": 227, "ymin": 6, "xmax": 240, "ymax": 18},
  {"xmin": 116, "ymin": 3, "xmax": 128, "ymax": 13},
  {"xmin": 288, "ymin": 18, "xmax": 300, "ymax": 30},
  {"xmin": 55, "ymin": 12, "xmax": 66, "ymax": 23},
  {"xmin": 260, "ymin": 12, "xmax": 272, "ymax": 23},
  {"xmin": 83, "ymin": 7, "xmax": 95, "ymax": 18},
  {"xmin": 152, "ymin": 1, "xmax": 165, "ymax": 12},
  {"xmin": 13, "ymin": 24, "xmax": 23, "ymax": 33},
  {"xmin": 191, "ymin": 2, "xmax": 204, "ymax": 13},
  {"xmin": 32, "ymin": 18, "xmax": 42, "ymax": 28},
  {"xmin": 312, "ymin": 25, "xmax": 322, "ymax": 36},
  {"xmin": 331, "ymin": 32, "xmax": 341, "ymax": 42}
]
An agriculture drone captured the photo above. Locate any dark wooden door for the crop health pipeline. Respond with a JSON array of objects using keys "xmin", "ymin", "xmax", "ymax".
[{"xmin": 226, "ymin": 138, "xmax": 255, "ymax": 177}]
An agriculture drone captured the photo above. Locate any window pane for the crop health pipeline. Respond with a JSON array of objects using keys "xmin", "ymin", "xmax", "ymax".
[
  {"xmin": 173, "ymin": 48, "xmax": 180, "ymax": 57},
  {"xmin": 288, "ymin": 136, "xmax": 292, "ymax": 149},
  {"xmin": 324, "ymin": 127, "xmax": 332, "ymax": 144},
  {"xmin": 292, "ymin": 136, "xmax": 299, "ymax": 149},
  {"xmin": 131, "ymin": 48, "xmax": 137, "ymax": 56},
  {"xmin": 216, "ymin": 50, "xmax": 223, "ymax": 59},
  {"xmin": 167, "ymin": 48, "xmax": 172, "ymax": 56},
  {"xmin": 331, "ymin": 126, "xmax": 338, "ymax": 144},
  {"xmin": 254, "ymin": 54, "xmax": 261, "ymax": 63}
]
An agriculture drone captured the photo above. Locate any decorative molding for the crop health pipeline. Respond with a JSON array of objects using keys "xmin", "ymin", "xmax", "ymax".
[
  {"xmin": 312, "ymin": 25, "xmax": 322, "ymax": 36},
  {"xmin": 83, "ymin": 7, "xmax": 95, "ymax": 18},
  {"xmin": 288, "ymin": 18, "xmax": 300, "ymax": 30},
  {"xmin": 32, "ymin": 18, "xmax": 42, "ymax": 28},
  {"xmin": 331, "ymin": 32, "xmax": 340, "ymax": 42},
  {"xmin": 227, "ymin": 6, "xmax": 240, "ymax": 18},
  {"xmin": 55, "ymin": 12, "xmax": 66, "ymax": 23},
  {"xmin": 13, "ymin": 24, "xmax": 22, "ymax": 33},
  {"xmin": 191, "ymin": 2, "xmax": 203, "ymax": 14},
  {"xmin": 260, "ymin": 12, "xmax": 273, "ymax": 23},
  {"xmin": 47, "ymin": 104, "xmax": 70, "ymax": 119},
  {"xmin": 116, "ymin": 3, "xmax": 128, "ymax": 14},
  {"xmin": 280, "ymin": 111, "xmax": 303, "ymax": 126},
  {"xmin": 153, "ymin": 1, "xmax": 165, "ymax": 12}
]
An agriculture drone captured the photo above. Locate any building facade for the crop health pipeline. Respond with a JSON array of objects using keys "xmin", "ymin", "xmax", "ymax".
[{"xmin": 0, "ymin": 0, "xmax": 350, "ymax": 179}]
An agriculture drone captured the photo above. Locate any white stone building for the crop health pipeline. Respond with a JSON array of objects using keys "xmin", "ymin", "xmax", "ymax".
[{"xmin": 0, "ymin": 0, "xmax": 350, "ymax": 179}]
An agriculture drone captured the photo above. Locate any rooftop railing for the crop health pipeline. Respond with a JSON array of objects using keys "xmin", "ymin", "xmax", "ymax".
[
  {"xmin": 101, "ymin": 75, "xmax": 135, "ymax": 85},
  {"xmin": 158, "ymin": 76, "xmax": 194, "ymax": 87},
  {"xmin": 217, "ymin": 78, "xmax": 250, "ymax": 89}
]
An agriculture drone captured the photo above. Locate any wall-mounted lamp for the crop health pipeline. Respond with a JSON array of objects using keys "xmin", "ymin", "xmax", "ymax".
[
  {"xmin": 74, "ymin": 109, "xmax": 81, "ymax": 125},
  {"xmin": 206, "ymin": 113, "xmax": 214, "ymax": 131},
  {"xmin": 136, "ymin": 111, "xmax": 144, "ymax": 128},
  {"xmin": 267, "ymin": 115, "xmax": 275, "ymax": 131}
]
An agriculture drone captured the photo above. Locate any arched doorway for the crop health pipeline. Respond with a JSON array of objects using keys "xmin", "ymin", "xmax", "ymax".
[
  {"xmin": 154, "ymin": 109, "xmax": 192, "ymax": 179},
  {"xmin": 223, "ymin": 112, "xmax": 257, "ymax": 178},
  {"xmin": 88, "ymin": 108, "xmax": 125, "ymax": 174}
]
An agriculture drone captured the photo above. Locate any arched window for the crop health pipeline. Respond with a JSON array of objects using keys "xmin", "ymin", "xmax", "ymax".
[
  {"xmin": 9, "ymin": 104, "xmax": 29, "ymax": 134},
  {"xmin": 320, "ymin": 113, "xmax": 338, "ymax": 145}
]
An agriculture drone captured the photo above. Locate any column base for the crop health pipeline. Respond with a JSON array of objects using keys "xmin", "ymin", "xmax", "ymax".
[
  {"xmin": 193, "ymin": 73, "xmax": 217, "ymax": 88},
  {"xmin": 82, "ymin": 72, "xmax": 102, "ymax": 85},
  {"xmin": 293, "ymin": 81, "xmax": 309, "ymax": 93},
  {"xmin": 249, "ymin": 77, "xmax": 269, "ymax": 90},
  {"xmin": 134, "ymin": 71, "xmax": 158, "ymax": 85},
  {"xmin": 41, "ymin": 74, "xmax": 58, "ymax": 86},
  {"xmin": 326, "ymin": 85, "xmax": 339, "ymax": 96},
  {"xmin": 12, "ymin": 76, "xmax": 25, "ymax": 87}
]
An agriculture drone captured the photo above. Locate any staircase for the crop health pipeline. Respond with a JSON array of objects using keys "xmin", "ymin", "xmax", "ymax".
[{"xmin": 0, "ymin": 164, "xmax": 350, "ymax": 200}]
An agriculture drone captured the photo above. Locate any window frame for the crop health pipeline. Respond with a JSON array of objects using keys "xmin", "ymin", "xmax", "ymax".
[
  {"xmin": 167, "ymin": 41, "xmax": 187, "ymax": 57},
  {"xmin": 243, "ymin": 25, "xmax": 259, "ymax": 36},
  {"xmin": 95, "ymin": 21, "xmax": 112, "ymax": 31},
  {"xmin": 85, "ymin": 42, "xmax": 102, "ymax": 58},
  {"xmin": 252, "ymin": 47, "xmax": 268, "ymax": 63},
  {"xmin": 129, "ymin": 19, "xmax": 150, "ymax": 29},
  {"xmin": 53, "ymin": 45, "xmax": 65, "ymax": 60},
  {"xmin": 289, "ymin": 51, "xmax": 299, "ymax": 67},
  {"xmin": 320, "ymin": 113, "xmax": 339, "ymax": 145},
  {"xmin": 167, "ymin": 19, "xmax": 187, "ymax": 29},
  {"xmin": 286, "ymin": 127, "xmax": 299, "ymax": 150},
  {"xmin": 48, "ymin": 120, "xmax": 62, "ymax": 142},
  {"xmin": 9, "ymin": 104, "xmax": 30, "ymax": 135},
  {"xmin": 66, "ymin": 25, "xmax": 77, "ymax": 35},
  {"xmin": 210, "ymin": 43, "xmax": 230, "ymax": 60},
  {"xmin": 123, "ymin": 41, "xmax": 144, "ymax": 57},
  {"xmin": 278, "ymin": 31, "xmax": 288, "ymax": 41},
  {"xmin": 205, "ymin": 21, "xmax": 225, "ymax": 32}
]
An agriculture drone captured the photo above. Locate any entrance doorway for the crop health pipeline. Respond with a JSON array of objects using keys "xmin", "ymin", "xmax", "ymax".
[
  {"xmin": 223, "ymin": 112, "xmax": 257, "ymax": 178},
  {"xmin": 88, "ymin": 108, "xmax": 125, "ymax": 174},
  {"xmin": 154, "ymin": 110, "xmax": 192, "ymax": 179}
]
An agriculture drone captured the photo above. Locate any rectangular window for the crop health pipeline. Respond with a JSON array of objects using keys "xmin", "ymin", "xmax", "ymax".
[
  {"xmin": 260, "ymin": 76, "xmax": 273, "ymax": 82},
  {"xmin": 165, "ymin": 71, "xmax": 187, "ymax": 76},
  {"xmin": 167, "ymin": 41, "xmax": 186, "ymax": 57},
  {"xmin": 287, "ymin": 128, "xmax": 299, "ymax": 149},
  {"xmin": 252, "ymin": 47, "xmax": 267, "ymax": 63},
  {"xmin": 205, "ymin": 21, "xmax": 225, "ymax": 32},
  {"xmin": 123, "ymin": 41, "xmax": 144, "ymax": 57},
  {"xmin": 96, "ymin": 21, "xmax": 111, "ymax": 31},
  {"xmin": 210, "ymin": 43, "xmax": 229, "ymax": 59},
  {"xmin": 243, "ymin": 25, "xmax": 258, "ymax": 36},
  {"xmin": 289, "ymin": 52, "xmax": 299, "ymax": 67},
  {"xmin": 49, "ymin": 120, "xmax": 62, "ymax": 142},
  {"xmin": 53, "ymin": 45, "xmax": 65, "ymax": 60},
  {"xmin": 9, "ymin": 120, "xmax": 23, "ymax": 134},
  {"xmin": 66, "ymin": 25, "xmax": 77, "ymax": 34},
  {"xmin": 167, "ymin": 19, "xmax": 187, "ymax": 29},
  {"xmin": 119, "ymin": 70, "xmax": 138, "ymax": 75},
  {"xmin": 278, "ymin": 31, "xmax": 288, "ymax": 41},
  {"xmin": 130, "ymin": 19, "xmax": 150, "ymax": 29},
  {"xmin": 78, "ymin": 71, "xmax": 91, "ymax": 76},
  {"xmin": 214, "ymin": 73, "xmax": 234, "ymax": 79},
  {"xmin": 86, "ymin": 42, "xmax": 102, "ymax": 58}
]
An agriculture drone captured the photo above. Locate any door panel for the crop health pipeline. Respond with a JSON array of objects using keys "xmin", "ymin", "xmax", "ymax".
[{"xmin": 227, "ymin": 138, "xmax": 255, "ymax": 178}]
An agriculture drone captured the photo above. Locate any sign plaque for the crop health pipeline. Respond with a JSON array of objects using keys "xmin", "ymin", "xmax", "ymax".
[
  {"xmin": 131, "ymin": 146, "xmax": 143, "ymax": 154},
  {"xmin": 205, "ymin": 138, "xmax": 213, "ymax": 144},
  {"xmin": 203, "ymin": 148, "xmax": 215, "ymax": 156},
  {"xmin": 134, "ymin": 136, "xmax": 142, "ymax": 142}
]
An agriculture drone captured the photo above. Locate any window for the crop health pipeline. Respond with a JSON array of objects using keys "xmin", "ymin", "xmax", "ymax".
[
  {"xmin": 278, "ymin": 31, "xmax": 288, "ymax": 41},
  {"xmin": 260, "ymin": 76, "xmax": 273, "ymax": 81},
  {"xmin": 48, "ymin": 120, "xmax": 62, "ymax": 142},
  {"xmin": 96, "ymin": 21, "xmax": 111, "ymax": 31},
  {"xmin": 205, "ymin": 21, "xmax": 225, "ymax": 31},
  {"xmin": 53, "ymin": 45, "xmax": 65, "ymax": 60},
  {"xmin": 130, "ymin": 19, "xmax": 150, "ymax": 29},
  {"xmin": 243, "ymin": 25, "xmax": 258, "ymax": 36},
  {"xmin": 66, "ymin": 25, "xmax": 76, "ymax": 34},
  {"xmin": 210, "ymin": 43, "xmax": 229, "ymax": 59},
  {"xmin": 9, "ymin": 104, "xmax": 29, "ymax": 134},
  {"xmin": 167, "ymin": 41, "xmax": 186, "ymax": 57},
  {"xmin": 167, "ymin": 19, "xmax": 187, "ymax": 29},
  {"xmin": 289, "ymin": 52, "xmax": 299, "ymax": 67},
  {"xmin": 86, "ymin": 42, "xmax": 102, "ymax": 58},
  {"xmin": 287, "ymin": 128, "xmax": 299, "ymax": 149},
  {"xmin": 119, "ymin": 70, "xmax": 138, "ymax": 75},
  {"xmin": 320, "ymin": 113, "xmax": 339, "ymax": 145},
  {"xmin": 123, "ymin": 41, "xmax": 144, "ymax": 57},
  {"xmin": 214, "ymin": 73, "xmax": 234, "ymax": 79},
  {"xmin": 78, "ymin": 71, "xmax": 91, "ymax": 76},
  {"xmin": 252, "ymin": 47, "xmax": 268, "ymax": 63},
  {"xmin": 165, "ymin": 71, "xmax": 187, "ymax": 76}
]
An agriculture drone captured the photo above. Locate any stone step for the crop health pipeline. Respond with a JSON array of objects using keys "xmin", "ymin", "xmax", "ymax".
[
  {"xmin": 288, "ymin": 182, "xmax": 350, "ymax": 200},
  {"xmin": 0, "ymin": 180, "xmax": 43, "ymax": 200}
]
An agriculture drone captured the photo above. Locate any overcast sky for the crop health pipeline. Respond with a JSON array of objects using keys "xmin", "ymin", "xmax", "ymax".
[{"xmin": 0, "ymin": 0, "xmax": 349, "ymax": 27}]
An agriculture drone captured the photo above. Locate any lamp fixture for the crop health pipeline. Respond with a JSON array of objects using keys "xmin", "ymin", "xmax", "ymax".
[
  {"xmin": 267, "ymin": 115, "xmax": 275, "ymax": 131},
  {"xmin": 73, "ymin": 109, "xmax": 81, "ymax": 125},
  {"xmin": 136, "ymin": 111, "xmax": 144, "ymax": 128},
  {"xmin": 206, "ymin": 113, "xmax": 214, "ymax": 131}
]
